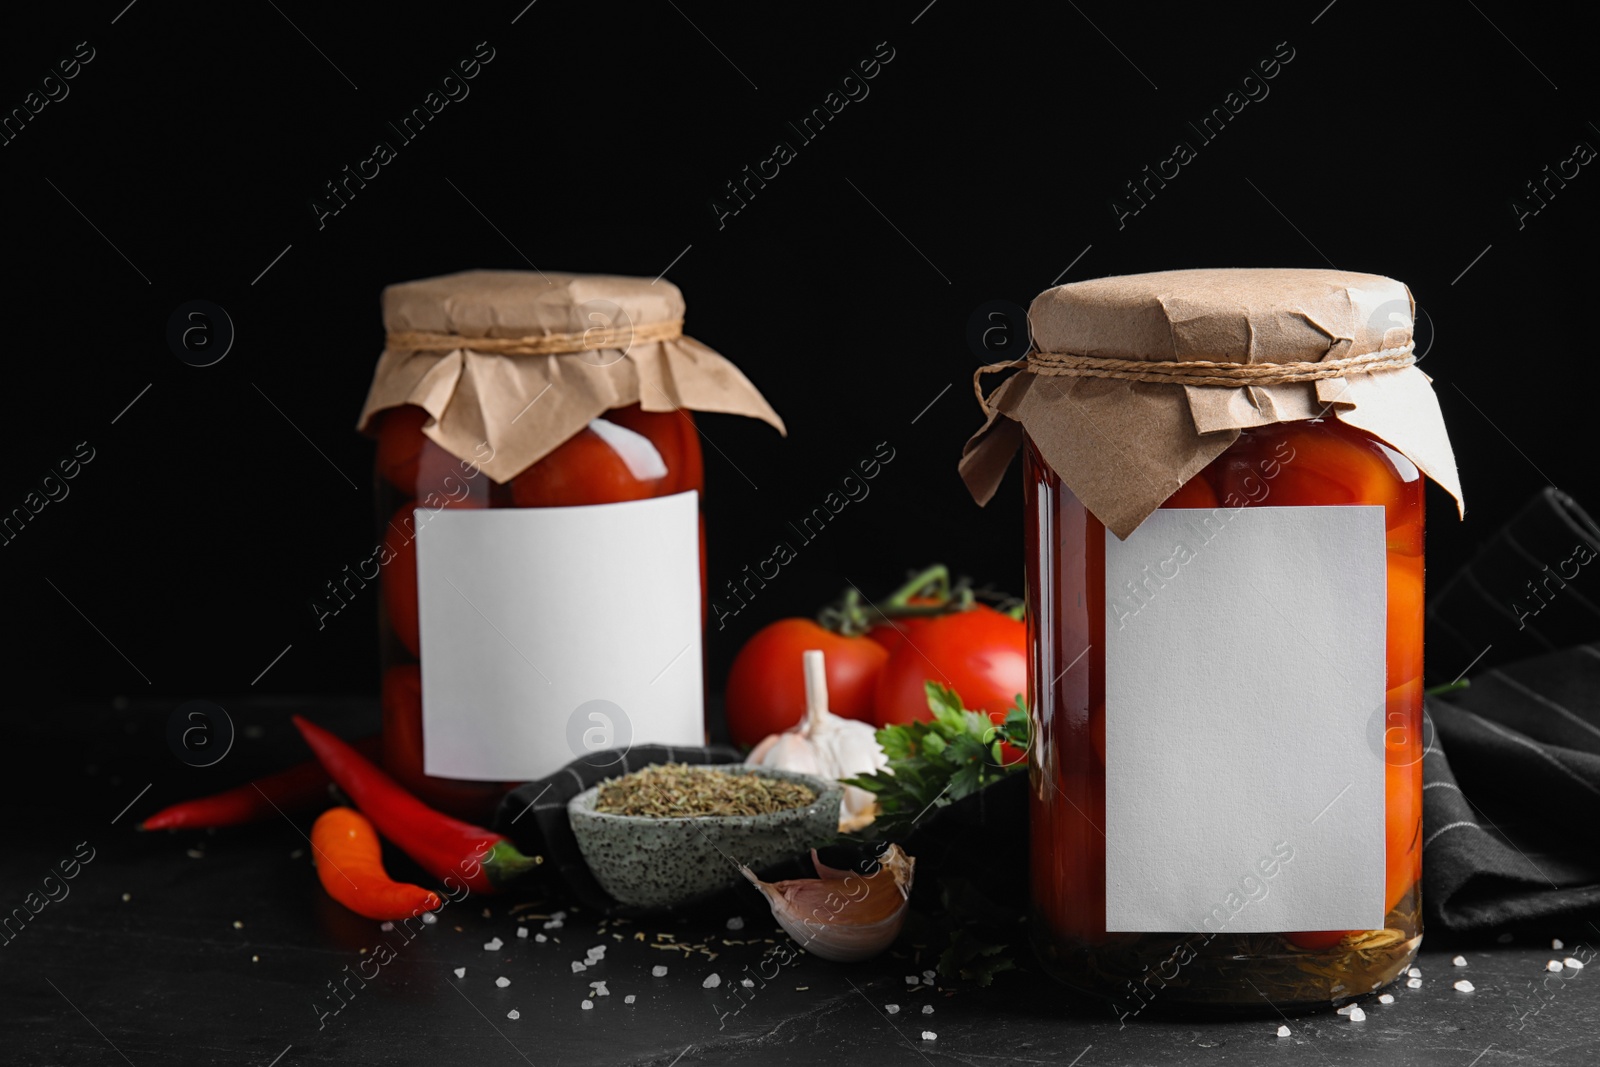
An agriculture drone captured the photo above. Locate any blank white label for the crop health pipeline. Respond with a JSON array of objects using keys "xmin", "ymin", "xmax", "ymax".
[
  {"xmin": 1103, "ymin": 506, "xmax": 1387, "ymax": 933},
  {"xmin": 416, "ymin": 492, "xmax": 703, "ymax": 781}
]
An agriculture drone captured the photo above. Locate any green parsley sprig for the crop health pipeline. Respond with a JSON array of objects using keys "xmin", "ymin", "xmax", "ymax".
[{"xmin": 843, "ymin": 681, "xmax": 1029, "ymax": 840}]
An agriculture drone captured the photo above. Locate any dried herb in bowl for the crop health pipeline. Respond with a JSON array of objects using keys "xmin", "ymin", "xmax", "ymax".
[{"xmin": 593, "ymin": 764, "xmax": 817, "ymax": 818}]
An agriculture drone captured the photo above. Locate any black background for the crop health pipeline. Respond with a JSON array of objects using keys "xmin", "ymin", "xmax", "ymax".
[{"xmin": 3, "ymin": 0, "xmax": 1595, "ymax": 719}]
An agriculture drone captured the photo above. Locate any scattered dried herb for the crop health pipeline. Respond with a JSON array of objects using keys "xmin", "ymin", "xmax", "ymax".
[{"xmin": 594, "ymin": 764, "xmax": 817, "ymax": 818}]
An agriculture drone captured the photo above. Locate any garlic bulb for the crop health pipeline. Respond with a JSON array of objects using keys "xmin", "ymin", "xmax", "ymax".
[
  {"xmin": 743, "ymin": 845, "xmax": 914, "ymax": 962},
  {"xmin": 747, "ymin": 649, "xmax": 889, "ymax": 832}
]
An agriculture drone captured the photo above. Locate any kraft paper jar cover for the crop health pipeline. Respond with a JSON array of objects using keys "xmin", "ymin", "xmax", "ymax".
[
  {"xmin": 959, "ymin": 267, "xmax": 1464, "ymax": 539},
  {"xmin": 359, "ymin": 270, "xmax": 785, "ymax": 483}
]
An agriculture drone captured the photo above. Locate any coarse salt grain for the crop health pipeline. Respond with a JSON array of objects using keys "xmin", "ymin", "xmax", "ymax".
[
  {"xmin": 727, "ymin": 917, "xmax": 745, "ymax": 931},
  {"xmin": 1348, "ymin": 1007, "xmax": 1366, "ymax": 1022},
  {"xmin": 1554, "ymin": 939, "xmax": 1565, "ymax": 950},
  {"xmin": 922, "ymin": 1005, "xmax": 934, "ymax": 1015},
  {"xmin": 572, "ymin": 962, "xmax": 588, "ymax": 974},
  {"xmin": 1565, "ymin": 957, "xmax": 1585, "ymax": 970},
  {"xmin": 507, "ymin": 1009, "xmax": 520, "ymax": 1020},
  {"xmin": 624, "ymin": 995, "xmax": 636, "ymax": 1004},
  {"xmin": 591, "ymin": 981, "xmax": 609, "ymax": 996},
  {"xmin": 1453, "ymin": 955, "xmax": 1468, "ymax": 967},
  {"xmin": 886, "ymin": 1005, "xmax": 900, "ymax": 1014},
  {"xmin": 1276, "ymin": 1025, "xmax": 1291, "ymax": 1038},
  {"xmin": 121, "ymin": 893, "xmax": 131, "ymax": 902},
  {"xmin": 703, "ymin": 973, "xmax": 721, "ymax": 989},
  {"xmin": 1407, "ymin": 978, "xmax": 1422, "ymax": 989},
  {"xmin": 741, "ymin": 979, "xmax": 754, "ymax": 988},
  {"xmin": 517, "ymin": 927, "xmax": 529, "ymax": 939},
  {"xmin": 1454, "ymin": 980, "xmax": 1475, "ymax": 993},
  {"xmin": 1336, "ymin": 1005, "xmax": 1355, "ymax": 1016},
  {"xmin": 581, "ymin": 999, "xmax": 594, "ymax": 1010},
  {"xmin": 922, "ymin": 1031, "xmax": 936, "ymax": 1041},
  {"xmin": 1407, "ymin": 967, "xmax": 1422, "ymax": 978},
  {"xmin": 1547, "ymin": 960, "xmax": 1564, "ymax": 972},
  {"xmin": 454, "ymin": 968, "xmax": 466, "ymax": 978},
  {"xmin": 905, "ymin": 976, "xmax": 919, "ymax": 986},
  {"xmin": 380, "ymin": 922, "xmax": 394, "ymax": 932},
  {"xmin": 482, "ymin": 908, "xmax": 491, "ymax": 918},
  {"xmin": 536, "ymin": 934, "xmax": 547, "ymax": 943},
  {"xmin": 653, "ymin": 965, "xmax": 668, "ymax": 977},
  {"xmin": 922, "ymin": 977, "xmax": 934, "ymax": 985},
  {"xmin": 232, "ymin": 921, "xmax": 243, "ymax": 930},
  {"xmin": 496, "ymin": 977, "xmax": 511, "ymax": 988},
  {"xmin": 421, "ymin": 913, "xmax": 436, "ymax": 925},
  {"xmin": 588, "ymin": 945, "xmax": 606, "ymax": 959},
  {"xmin": 484, "ymin": 938, "xmax": 503, "ymax": 951},
  {"xmin": 1378, "ymin": 994, "xmax": 1394, "ymax": 1005}
]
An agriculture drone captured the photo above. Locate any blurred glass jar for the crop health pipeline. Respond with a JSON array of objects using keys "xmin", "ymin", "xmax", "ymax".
[
  {"xmin": 371, "ymin": 402, "xmax": 706, "ymax": 820},
  {"xmin": 358, "ymin": 270, "xmax": 782, "ymax": 822}
]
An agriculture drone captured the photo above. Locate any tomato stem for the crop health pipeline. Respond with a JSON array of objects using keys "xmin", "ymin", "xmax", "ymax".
[{"xmin": 880, "ymin": 564, "xmax": 952, "ymax": 610}]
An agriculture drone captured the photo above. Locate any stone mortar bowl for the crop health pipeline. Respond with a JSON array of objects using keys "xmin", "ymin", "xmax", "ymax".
[{"xmin": 567, "ymin": 765, "xmax": 841, "ymax": 910}]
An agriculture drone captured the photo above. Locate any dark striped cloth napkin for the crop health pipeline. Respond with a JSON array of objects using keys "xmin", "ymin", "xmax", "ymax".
[
  {"xmin": 1426, "ymin": 488, "xmax": 1600, "ymax": 685},
  {"xmin": 1425, "ymin": 643, "xmax": 1600, "ymax": 931}
]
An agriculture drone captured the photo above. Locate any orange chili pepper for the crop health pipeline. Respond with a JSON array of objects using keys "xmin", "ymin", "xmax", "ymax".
[{"xmin": 310, "ymin": 806, "xmax": 442, "ymax": 920}]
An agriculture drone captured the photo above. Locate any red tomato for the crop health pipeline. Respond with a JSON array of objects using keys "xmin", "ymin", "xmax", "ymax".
[
  {"xmin": 865, "ymin": 611, "xmax": 936, "ymax": 657},
  {"xmin": 1215, "ymin": 420, "xmax": 1408, "ymax": 522},
  {"xmin": 724, "ymin": 619, "xmax": 888, "ymax": 748},
  {"xmin": 606, "ymin": 404, "xmax": 704, "ymax": 497},
  {"xmin": 873, "ymin": 605, "xmax": 1027, "ymax": 726},
  {"xmin": 1387, "ymin": 521, "xmax": 1424, "ymax": 557},
  {"xmin": 1387, "ymin": 552, "xmax": 1424, "ymax": 690},
  {"xmin": 509, "ymin": 417, "xmax": 672, "ymax": 507},
  {"xmin": 1284, "ymin": 930, "xmax": 1348, "ymax": 951},
  {"xmin": 374, "ymin": 405, "xmax": 489, "ymax": 505},
  {"xmin": 1384, "ymin": 677, "xmax": 1424, "ymax": 914}
]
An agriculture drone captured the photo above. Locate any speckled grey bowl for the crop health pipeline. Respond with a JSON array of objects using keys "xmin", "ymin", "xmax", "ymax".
[{"xmin": 567, "ymin": 765, "xmax": 841, "ymax": 910}]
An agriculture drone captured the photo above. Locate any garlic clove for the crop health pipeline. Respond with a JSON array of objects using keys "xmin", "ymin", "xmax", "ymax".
[{"xmin": 743, "ymin": 845, "xmax": 914, "ymax": 963}]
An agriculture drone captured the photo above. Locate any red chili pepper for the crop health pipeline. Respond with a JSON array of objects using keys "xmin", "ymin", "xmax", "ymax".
[
  {"xmin": 139, "ymin": 736, "xmax": 381, "ymax": 832},
  {"xmin": 291, "ymin": 715, "xmax": 540, "ymax": 894},
  {"xmin": 311, "ymin": 806, "xmax": 442, "ymax": 920}
]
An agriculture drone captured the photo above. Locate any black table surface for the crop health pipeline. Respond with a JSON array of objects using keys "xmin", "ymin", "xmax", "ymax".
[{"xmin": 7, "ymin": 698, "xmax": 1599, "ymax": 1066}]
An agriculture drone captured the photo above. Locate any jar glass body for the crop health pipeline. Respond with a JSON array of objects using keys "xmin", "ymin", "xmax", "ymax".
[
  {"xmin": 1024, "ymin": 416, "xmax": 1424, "ymax": 1012},
  {"xmin": 373, "ymin": 404, "xmax": 706, "ymax": 822}
]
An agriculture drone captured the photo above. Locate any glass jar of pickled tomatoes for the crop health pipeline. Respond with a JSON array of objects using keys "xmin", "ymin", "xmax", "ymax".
[
  {"xmin": 360, "ymin": 270, "xmax": 784, "ymax": 822},
  {"xmin": 371, "ymin": 402, "xmax": 707, "ymax": 821},
  {"xmin": 961, "ymin": 269, "xmax": 1462, "ymax": 1013}
]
